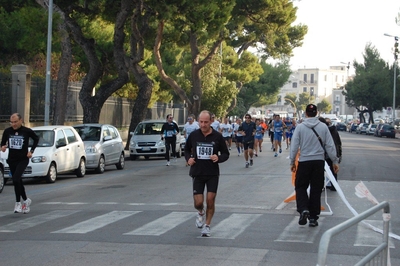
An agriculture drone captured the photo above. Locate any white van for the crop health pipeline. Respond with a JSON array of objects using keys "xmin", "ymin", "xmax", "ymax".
[{"xmin": 129, "ymin": 120, "xmax": 182, "ymax": 160}]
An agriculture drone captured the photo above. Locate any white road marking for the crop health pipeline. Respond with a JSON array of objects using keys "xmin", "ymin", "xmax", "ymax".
[
  {"xmin": 205, "ymin": 213, "xmax": 262, "ymax": 239},
  {"xmin": 275, "ymin": 217, "xmax": 323, "ymax": 243},
  {"xmin": 52, "ymin": 211, "xmax": 140, "ymax": 234},
  {"xmin": 0, "ymin": 210, "xmax": 79, "ymax": 233},
  {"xmin": 124, "ymin": 212, "xmax": 194, "ymax": 236}
]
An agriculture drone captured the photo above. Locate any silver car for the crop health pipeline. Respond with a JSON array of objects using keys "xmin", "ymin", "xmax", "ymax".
[{"xmin": 74, "ymin": 124, "xmax": 125, "ymax": 173}]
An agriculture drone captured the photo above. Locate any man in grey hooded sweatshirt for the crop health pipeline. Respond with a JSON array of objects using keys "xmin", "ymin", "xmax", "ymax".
[{"xmin": 289, "ymin": 104, "xmax": 339, "ymax": 227}]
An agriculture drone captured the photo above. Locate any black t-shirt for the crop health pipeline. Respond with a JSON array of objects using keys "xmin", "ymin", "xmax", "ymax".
[
  {"xmin": 161, "ymin": 122, "xmax": 179, "ymax": 139},
  {"xmin": 239, "ymin": 121, "xmax": 256, "ymax": 142},
  {"xmin": 1, "ymin": 126, "xmax": 39, "ymax": 163},
  {"xmin": 184, "ymin": 129, "xmax": 229, "ymax": 177}
]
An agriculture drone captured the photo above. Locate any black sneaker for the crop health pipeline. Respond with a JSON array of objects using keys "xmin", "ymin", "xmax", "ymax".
[
  {"xmin": 250, "ymin": 159, "xmax": 253, "ymax": 166},
  {"xmin": 298, "ymin": 210, "xmax": 309, "ymax": 225},
  {"xmin": 309, "ymin": 219, "xmax": 319, "ymax": 227}
]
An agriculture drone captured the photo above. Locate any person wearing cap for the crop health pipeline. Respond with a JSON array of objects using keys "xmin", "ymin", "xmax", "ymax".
[{"xmin": 289, "ymin": 104, "xmax": 339, "ymax": 227}]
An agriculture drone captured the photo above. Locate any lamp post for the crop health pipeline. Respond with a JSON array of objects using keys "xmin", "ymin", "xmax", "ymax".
[
  {"xmin": 384, "ymin": 33, "xmax": 399, "ymax": 122},
  {"xmin": 284, "ymin": 98, "xmax": 298, "ymax": 118}
]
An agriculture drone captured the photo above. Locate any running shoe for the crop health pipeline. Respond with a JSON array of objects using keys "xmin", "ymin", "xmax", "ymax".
[
  {"xmin": 14, "ymin": 202, "xmax": 22, "ymax": 213},
  {"xmin": 298, "ymin": 210, "xmax": 310, "ymax": 225},
  {"xmin": 254, "ymin": 153, "xmax": 258, "ymax": 157},
  {"xmin": 22, "ymin": 198, "xmax": 31, "ymax": 214},
  {"xmin": 250, "ymin": 159, "xmax": 253, "ymax": 166},
  {"xmin": 308, "ymin": 219, "xmax": 319, "ymax": 227},
  {"xmin": 245, "ymin": 162, "xmax": 249, "ymax": 168},
  {"xmin": 274, "ymin": 153, "xmax": 278, "ymax": 157},
  {"xmin": 166, "ymin": 161, "xmax": 170, "ymax": 166},
  {"xmin": 259, "ymin": 149, "xmax": 262, "ymax": 152},
  {"xmin": 279, "ymin": 148, "xmax": 282, "ymax": 153},
  {"xmin": 201, "ymin": 225, "xmax": 211, "ymax": 237},
  {"xmin": 196, "ymin": 210, "xmax": 205, "ymax": 228}
]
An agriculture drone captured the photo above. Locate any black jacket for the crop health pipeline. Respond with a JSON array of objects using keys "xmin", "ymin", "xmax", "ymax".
[
  {"xmin": 184, "ymin": 128, "xmax": 229, "ymax": 176},
  {"xmin": 1, "ymin": 126, "xmax": 39, "ymax": 163},
  {"xmin": 328, "ymin": 125, "xmax": 342, "ymax": 157}
]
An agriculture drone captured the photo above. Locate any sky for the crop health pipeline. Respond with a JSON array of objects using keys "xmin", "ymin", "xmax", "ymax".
[{"xmin": 288, "ymin": 0, "xmax": 400, "ymax": 74}]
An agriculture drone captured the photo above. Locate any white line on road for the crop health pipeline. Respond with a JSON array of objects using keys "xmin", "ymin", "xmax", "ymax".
[
  {"xmin": 52, "ymin": 211, "xmax": 140, "ymax": 234},
  {"xmin": 275, "ymin": 217, "xmax": 324, "ymax": 243}
]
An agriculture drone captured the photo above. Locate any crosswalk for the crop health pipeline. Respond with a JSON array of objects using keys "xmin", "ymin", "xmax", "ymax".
[{"xmin": 0, "ymin": 209, "xmax": 395, "ymax": 248}]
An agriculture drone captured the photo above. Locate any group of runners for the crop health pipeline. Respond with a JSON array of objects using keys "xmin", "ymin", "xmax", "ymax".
[{"xmin": 208, "ymin": 113, "xmax": 297, "ymax": 168}]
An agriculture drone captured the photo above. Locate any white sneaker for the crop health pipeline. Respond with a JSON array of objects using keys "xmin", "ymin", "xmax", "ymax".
[
  {"xmin": 14, "ymin": 202, "xmax": 22, "ymax": 213},
  {"xmin": 22, "ymin": 198, "xmax": 31, "ymax": 214},
  {"xmin": 166, "ymin": 161, "xmax": 170, "ymax": 166},
  {"xmin": 201, "ymin": 225, "xmax": 211, "ymax": 237},
  {"xmin": 196, "ymin": 210, "xmax": 205, "ymax": 228}
]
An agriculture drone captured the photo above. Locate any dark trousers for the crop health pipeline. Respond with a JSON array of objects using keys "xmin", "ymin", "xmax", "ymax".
[
  {"xmin": 8, "ymin": 159, "xmax": 29, "ymax": 202},
  {"xmin": 165, "ymin": 137, "xmax": 176, "ymax": 161},
  {"xmin": 295, "ymin": 160, "xmax": 325, "ymax": 220}
]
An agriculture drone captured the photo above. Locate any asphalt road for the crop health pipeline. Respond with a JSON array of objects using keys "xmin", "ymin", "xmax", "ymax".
[{"xmin": 0, "ymin": 131, "xmax": 399, "ymax": 266}]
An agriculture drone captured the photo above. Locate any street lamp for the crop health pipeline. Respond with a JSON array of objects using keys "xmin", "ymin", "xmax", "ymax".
[
  {"xmin": 284, "ymin": 98, "xmax": 298, "ymax": 118},
  {"xmin": 340, "ymin": 61, "xmax": 350, "ymax": 80},
  {"xmin": 384, "ymin": 33, "xmax": 399, "ymax": 122}
]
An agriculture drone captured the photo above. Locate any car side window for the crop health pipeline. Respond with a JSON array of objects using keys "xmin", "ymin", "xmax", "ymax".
[
  {"xmin": 108, "ymin": 126, "xmax": 118, "ymax": 139},
  {"xmin": 56, "ymin": 130, "xmax": 67, "ymax": 147},
  {"xmin": 65, "ymin": 129, "xmax": 78, "ymax": 143},
  {"xmin": 103, "ymin": 127, "xmax": 111, "ymax": 138}
]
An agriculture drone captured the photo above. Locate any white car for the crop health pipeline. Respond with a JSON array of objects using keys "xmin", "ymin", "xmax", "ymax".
[
  {"xmin": 129, "ymin": 120, "xmax": 181, "ymax": 160},
  {"xmin": 3, "ymin": 125, "xmax": 86, "ymax": 183},
  {"xmin": 73, "ymin": 124, "xmax": 125, "ymax": 173}
]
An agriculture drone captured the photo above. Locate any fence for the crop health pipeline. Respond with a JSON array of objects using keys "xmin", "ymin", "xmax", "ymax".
[{"xmin": 317, "ymin": 201, "xmax": 390, "ymax": 266}]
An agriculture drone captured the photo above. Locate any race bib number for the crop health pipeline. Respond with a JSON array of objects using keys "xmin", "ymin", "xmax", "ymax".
[
  {"xmin": 166, "ymin": 130, "xmax": 174, "ymax": 137},
  {"xmin": 196, "ymin": 142, "xmax": 213, "ymax": 160},
  {"xmin": 9, "ymin": 136, "xmax": 24, "ymax": 149}
]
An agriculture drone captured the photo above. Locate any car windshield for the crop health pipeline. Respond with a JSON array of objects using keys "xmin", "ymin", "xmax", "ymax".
[
  {"xmin": 134, "ymin": 122, "xmax": 163, "ymax": 135},
  {"xmin": 29, "ymin": 130, "xmax": 55, "ymax": 147},
  {"xmin": 74, "ymin": 126, "xmax": 101, "ymax": 141}
]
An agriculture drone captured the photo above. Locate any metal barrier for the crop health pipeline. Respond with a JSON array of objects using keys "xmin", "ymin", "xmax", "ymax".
[{"xmin": 317, "ymin": 201, "xmax": 390, "ymax": 266}]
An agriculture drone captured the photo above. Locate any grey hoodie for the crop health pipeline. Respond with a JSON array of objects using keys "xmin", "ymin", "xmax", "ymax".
[{"xmin": 289, "ymin": 117, "xmax": 338, "ymax": 165}]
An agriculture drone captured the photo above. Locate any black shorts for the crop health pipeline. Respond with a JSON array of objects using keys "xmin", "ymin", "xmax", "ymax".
[
  {"xmin": 192, "ymin": 175, "xmax": 219, "ymax": 194},
  {"xmin": 243, "ymin": 140, "xmax": 254, "ymax": 150},
  {"xmin": 223, "ymin": 136, "xmax": 232, "ymax": 142}
]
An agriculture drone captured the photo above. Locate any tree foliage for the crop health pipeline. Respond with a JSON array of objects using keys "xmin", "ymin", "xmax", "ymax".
[{"xmin": 343, "ymin": 44, "xmax": 392, "ymax": 123}]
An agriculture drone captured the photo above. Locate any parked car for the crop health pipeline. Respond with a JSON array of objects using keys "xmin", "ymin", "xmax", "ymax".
[
  {"xmin": 129, "ymin": 120, "xmax": 182, "ymax": 160},
  {"xmin": 349, "ymin": 122, "xmax": 359, "ymax": 133},
  {"xmin": 366, "ymin": 124, "xmax": 377, "ymax": 135},
  {"xmin": 0, "ymin": 156, "xmax": 4, "ymax": 193},
  {"xmin": 73, "ymin": 124, "xmax": 125, "ymax": 173},
  {"xmin": 3, "ymin": 126, "xmax": 86, "ymax": 183},
  {"xmin": 374, "ymin": 124, "xmax": 385, "ymax": 137},
  {"xmin": 335, "ymin": 122, "xmax": 347, "ymax": 131},
  {"xmin": 179, "ymin": 125, "xmax": 186, "ymax": 155},
  {"xmin": 356, "ymin": 123, "xmax": 368, "ymax": 134},
  {"xmin": 376, "ymin": 124, "xmax": 396, "ymax": 138}
]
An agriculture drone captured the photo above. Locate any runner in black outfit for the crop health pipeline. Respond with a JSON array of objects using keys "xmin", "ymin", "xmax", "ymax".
[
  {"xmin": 185, "ymin": 110, "xmax": 230, "ymax": 237},
  {"xmin": 161, "ymin": 114, "xmax": 180, "ymax": 166},
  {"xmin": 1, "ymin": 113, "xmax": 39, "ymax": 213}
]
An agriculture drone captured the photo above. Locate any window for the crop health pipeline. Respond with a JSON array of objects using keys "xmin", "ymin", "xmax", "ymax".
[
  {"xmin": 56, "ymin": 130, "xmax": 67, "ymax": 147},
  {"xmin": 303, "ymin": 87, "xmax": 307, "ymax": 92},
  {"xmin": 303, "ymin": 74, "xmax": 307, "ymax": 83},
  {"xmin": 310, "ymin": 87, "xmax": 314, "ymax": 96},
  {"xmin": 310, "ymin": 74, "xmax": 314, "ymax": 83},
  {"xmin": 324, "ymin": 75, "xmax": 327, "ymax": 81},
  {"xmin": 108, "ymin": 126, "xmax": 119, "ymax": 139},
  {"xmin": 292, "ymin": 82, "xmax": 297, "ymax": 88},
  {"xmin": 65, "ymin": 129, "xmax": 78, "ymax": 143}
]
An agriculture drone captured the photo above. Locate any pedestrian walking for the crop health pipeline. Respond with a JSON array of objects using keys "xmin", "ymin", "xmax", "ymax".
[
  {"xmin": 161, "ymin": 114, "xmax": 180, "ymax": 166},
  {"xmin": 289, "ymin": 104, "xmax": 339, "ymax": 227},
  {"xmin": 185, "ymin": 110, "xmax": 230, "ymax": 237},
  {"xmin": 1, "ymin": 113, "xmax": 39, "ymax": 213},
  {"xmin": 323, "ymin": 117, "xmax": 342, "ymax": 191}
]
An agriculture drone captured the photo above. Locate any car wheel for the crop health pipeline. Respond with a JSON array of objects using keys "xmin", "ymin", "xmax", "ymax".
[
  {"xmin": 130, "ymin": 155, "xmax": 137, "ymax": 160},
  {"xmin": 116, "ymin": 152, "xmax": 125, "ymax": 170},
  {"xmin": 0, "ymin": 167, "xmax": 4, "ymax": 193},
  {"xmin": 75, "ymin": 158, "xmax": 86, "ymax": 177},
  {"xmin": 95, "ymin": 155, "xmax": 106, "ymax": 174},
  {"xmin": 45, "ymin": 162, "xmax": 57, "ymax": 183}
]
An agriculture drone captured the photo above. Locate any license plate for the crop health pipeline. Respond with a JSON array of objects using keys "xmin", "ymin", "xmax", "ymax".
[{"xmin": 142, "ymin": 147, "xmax": 151, "ymax": 151}]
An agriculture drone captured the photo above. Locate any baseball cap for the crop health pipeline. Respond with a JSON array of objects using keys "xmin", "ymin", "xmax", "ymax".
[{"xmin": 306, "ymin": 104, "xmax": 317, "ymax": 113}]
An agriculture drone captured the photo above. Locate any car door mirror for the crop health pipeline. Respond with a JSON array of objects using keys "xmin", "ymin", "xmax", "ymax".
[
  {"xmin": 103, "ymin": 135, "xmax": 112, "ymax": 141},
  {"xmin": 56, "ymin": 141, "xmax": 67, "ymax": 148}
]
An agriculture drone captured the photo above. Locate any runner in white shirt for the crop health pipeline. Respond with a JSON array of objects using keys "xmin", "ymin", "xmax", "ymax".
[
  {"xmin": 233, "ymin": 118, "xmax": 244, "ymax": 156},
  {"xmin": 210, "ymin": 114, "xmax": 220, "ymax": 131},
  {"xmin": 184, "ymin": 114, "xmax": 200, "ymax": 140},
  {"xmin": 219, "ymin": 117, "xmax": 233, "ymax": 150}
]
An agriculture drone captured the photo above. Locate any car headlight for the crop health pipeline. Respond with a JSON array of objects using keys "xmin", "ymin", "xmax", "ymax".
[
  {"xmin": 31, "ymin": 156, "xmax": 47, "ymax": 163},
  {"xmin": 130, "ymin": 140, "xmax": 136, "ymax": 147},
  {"xmin": 156, "ymin": 140, "xmax": 164, "ymax": 147},
  {"xmin": 85, "ymin": 145, "xmax": 98, "ymax": 153}
]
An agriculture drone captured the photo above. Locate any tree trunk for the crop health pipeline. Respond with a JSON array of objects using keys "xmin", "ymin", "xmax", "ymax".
[{"xmin": 53, "ymin": 18, "xmax": 71, "ymax": 125}]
